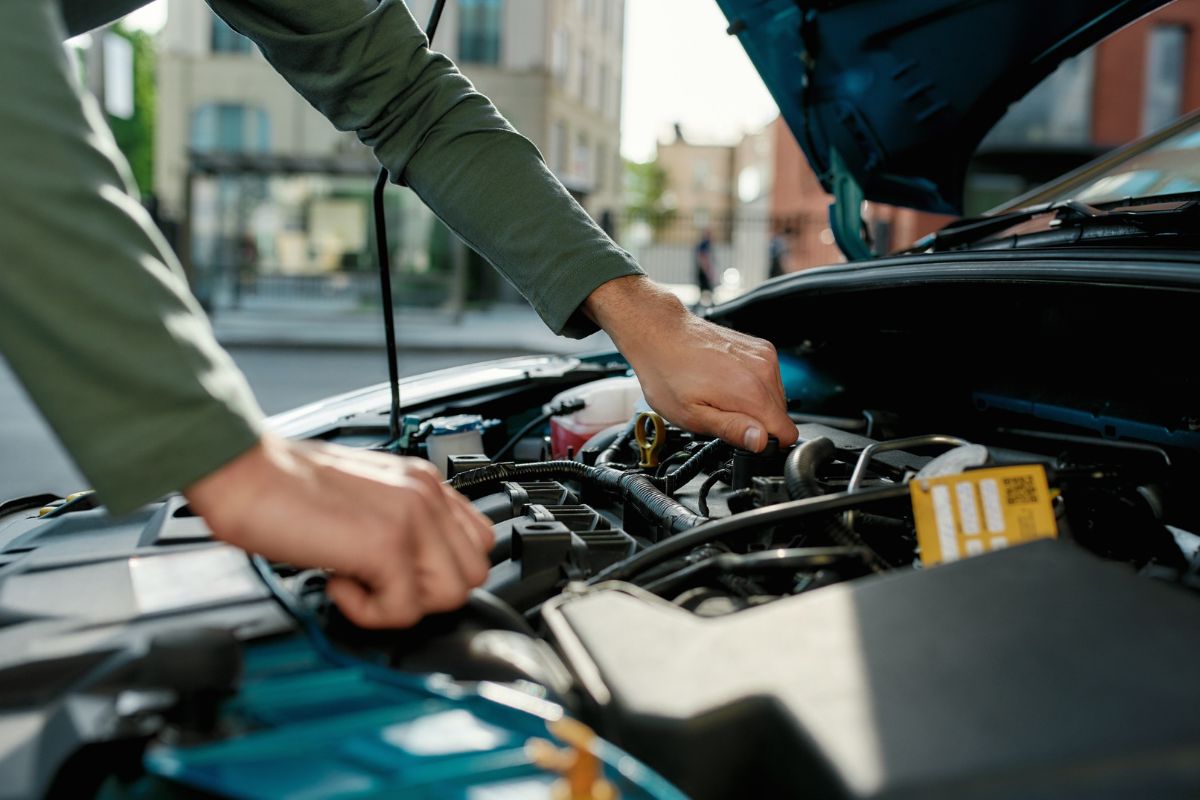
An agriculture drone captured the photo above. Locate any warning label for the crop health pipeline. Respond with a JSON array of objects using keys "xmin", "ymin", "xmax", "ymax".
[{"xmin": 910, "ymin": 464, "xmax": 1057, "ymax": 566}]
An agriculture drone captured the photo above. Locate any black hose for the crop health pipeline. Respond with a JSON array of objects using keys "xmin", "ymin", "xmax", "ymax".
[
  {"xmin": 784, "ymin": 436, "xmax": 890, "ymax": 574},
  {"xmin": 784, "ymin": 437, "xmax": 836, "ymax": 501},
  {"xmin": 450, "ymin": 459, "xmax": 705, "ymax": 534},
  {"xmin": 586, "ymin": 483, "xmax": 911, "ymax": 584}
]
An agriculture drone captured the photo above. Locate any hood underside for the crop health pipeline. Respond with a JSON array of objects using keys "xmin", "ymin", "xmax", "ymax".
[{"xmin": 716, "ymin": 0, "xmax": 1173, "ymax": 215}]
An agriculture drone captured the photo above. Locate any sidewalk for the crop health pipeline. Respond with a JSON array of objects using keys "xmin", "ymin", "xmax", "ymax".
[{"xmin": 210, "ymin": 303, "xmax": 614, "ymax": 355}]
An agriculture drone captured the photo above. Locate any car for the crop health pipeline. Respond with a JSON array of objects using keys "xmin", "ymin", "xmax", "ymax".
[{"xmin": 4, "ymin": 1, "xmax": 1200, "ymax": 798}]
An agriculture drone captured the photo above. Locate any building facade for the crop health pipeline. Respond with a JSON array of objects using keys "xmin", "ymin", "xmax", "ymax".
[{"xmin": 154, "ymin": 0, "xmax": 624, "ymax": 309}]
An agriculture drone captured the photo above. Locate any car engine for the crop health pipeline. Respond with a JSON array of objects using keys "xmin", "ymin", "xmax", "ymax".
[{"xmin": 302, "ymin": 368, "xmax": 1200, "ymax": 800}]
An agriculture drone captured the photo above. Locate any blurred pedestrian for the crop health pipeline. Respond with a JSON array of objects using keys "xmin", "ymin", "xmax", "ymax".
[
  {"xmin": 694, "ymin": 227, "xmax": 717, "ymax": 306},
  {"xmin": 768, "ymin": 224, "xmax": 792, "ymax": 279}
]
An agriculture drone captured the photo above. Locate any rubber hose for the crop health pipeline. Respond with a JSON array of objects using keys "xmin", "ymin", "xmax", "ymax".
[
  {"xmin": 784, "ymin": 437, "xmax": 837, "ymax": 501},
  {"xmin": 471, "ymin": 492, "xmax": 515, "ymax": 524},
  {"xmin": 450, "ymin": 460, "xmax": 705, "ymax": 533},
  {"xmin": 783, "ymin": 436, "xmax": 887, "ymax": 573}
]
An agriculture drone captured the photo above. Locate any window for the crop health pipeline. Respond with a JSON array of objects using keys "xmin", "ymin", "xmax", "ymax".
[
  {"xmin": 458, "ymin": 0, "xmax": 503, "ymax": 65},
  {"xmin": 983, "ymin": 50, "xmax": 1093, "ymax": 147},
  {"xmin": 1143, "ymin": 24, "xmax": 1188, "ymax": 135},
  {"xmin": 190, "ymin": 104, "xmax": 270, "ymax": 153},
  {"xmin": 550, "ymin": 120, "xmax": 568, "ymax": 173},
  {"xmin": 552, "ymin": 28, "xmax": 570, "ymax": 86},
  {"xmin": 597, "ymin": 63, "xmax": 609, "ymax": 113},
  {"xmin": 595, "ymin": 142, "xmax": 607, "ymax": 190},
  {"xmin": 211, "ymin": 16, "xmax": 253, "ymax": 54},
  {"xmin": 579, "ymin": 49, "xmax": 592, "ymax": 104},
  {"xmin": 574, "ymin": 133, "xmax": 592, "ymax": 182}
]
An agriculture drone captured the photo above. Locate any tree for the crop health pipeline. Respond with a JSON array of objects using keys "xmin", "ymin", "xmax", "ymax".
[
  {"xmin": 105, "ymin": 25, "xmax": 156, "ymax": 200},
  {"xmin": 624, "ymin": 158, "xmax": 674, "ymax": 234}
]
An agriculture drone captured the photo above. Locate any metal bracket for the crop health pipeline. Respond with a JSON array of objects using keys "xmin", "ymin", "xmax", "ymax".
[{"xmin": 827, "ymin": 148, "xmax": 874, "ymax": 262}]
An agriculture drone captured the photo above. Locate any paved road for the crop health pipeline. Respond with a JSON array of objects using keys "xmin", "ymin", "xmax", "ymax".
[{"xmin": 0, "ymin": 347, "xmax": 521, "ymax": 500}]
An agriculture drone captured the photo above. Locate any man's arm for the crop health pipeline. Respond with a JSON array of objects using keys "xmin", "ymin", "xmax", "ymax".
[
  {"xmin": 0, "ymin": 0, "xmax": 264, "ymax": 515},
  {"xmin": 212, "ymin": 0, "xmax": 796, "ymax": 448},
  {"xmin": 0, "ymin": 2, "xmax": 494, "ymax": 629}
]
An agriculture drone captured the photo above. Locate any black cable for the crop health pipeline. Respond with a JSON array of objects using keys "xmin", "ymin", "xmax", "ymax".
[
  {"xmin": 491, "ymin": 399, "xmax": 585, "ymax": 463},
  {"xmin": 373, "ymin": 0, "xmax": 449, "ymax": 448},
  {"xmin": 697, "ymin": 468, "xmax": 731, "ymax": 517},
  {"xmin": 586, "ymin": 483, "xmax": 911, "ymax": 584},
  {"xmin": 641, "ymin": 546, "xmax": 866, "ymax": 597},
  {"xmin": 663, "ymin": 438, "xmax": 732, "ymax": 495}
]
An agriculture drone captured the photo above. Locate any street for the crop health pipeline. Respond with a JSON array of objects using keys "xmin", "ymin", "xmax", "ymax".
[{"xmin": 0, "ymin": 346, "xmax": 522, "ymax": 500}]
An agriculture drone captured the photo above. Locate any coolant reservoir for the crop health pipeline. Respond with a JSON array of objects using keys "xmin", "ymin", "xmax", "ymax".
[{"xmin": 547, "ymin": 376, "xmax": 644, "ymax": 459}]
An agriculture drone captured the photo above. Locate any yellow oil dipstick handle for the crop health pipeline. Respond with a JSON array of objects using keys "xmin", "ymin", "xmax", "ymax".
[
  {"xmin": 527, "ymin": 718, "xmax": 618, "ymax": 800},
  {"xmin": 633, "ymin": 412, "xmax": 666, "ymax": 469}
]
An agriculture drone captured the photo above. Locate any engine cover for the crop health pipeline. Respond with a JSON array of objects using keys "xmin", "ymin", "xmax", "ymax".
[{"xmin": 544, "ymin": 541, "xmax": 1200, "ymax": 799}]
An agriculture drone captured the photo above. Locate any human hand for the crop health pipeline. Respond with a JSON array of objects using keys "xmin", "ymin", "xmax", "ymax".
[
  {"xmin": 584, "ymin": 276, "xmax": 797, "ymax": 451},
  {"xmin": 185, "ymin": 434, "xmax": 494, "ymax": 629}
]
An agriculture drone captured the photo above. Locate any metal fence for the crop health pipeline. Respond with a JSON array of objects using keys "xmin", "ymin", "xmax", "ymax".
[{"xmin": 186, "ymin": 169, "xmax": 821, "ymax": 315}]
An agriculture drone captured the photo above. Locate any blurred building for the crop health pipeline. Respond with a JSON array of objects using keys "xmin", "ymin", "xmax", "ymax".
[
  {"xmin": 154, "ymin": 0, "xmax": 624, "ymax": 311},
  {"xmin": 622, "ymin": 123, "xmax": 775, "ymax": 295},
  {"xmin": 770, "ymin": 0, "xmax": 1200, "ymax": 271},
  {"xmin": 655, "ymin": 125, "xmax": 736, "ymax": 243},
  {"xmin": 406, "ymin": 0, "xmax": 626, "ymax": 218}
]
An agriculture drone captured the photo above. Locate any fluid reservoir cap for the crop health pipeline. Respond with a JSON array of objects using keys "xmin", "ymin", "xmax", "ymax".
[{"xmin": 427, "ymin": 414, "xmax": 495, "ymax": 436}]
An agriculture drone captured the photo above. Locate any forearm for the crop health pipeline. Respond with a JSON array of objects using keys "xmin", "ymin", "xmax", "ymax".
[{"xmin": 0, "ymin": 1, "xmax": 264, "ymax": 514}]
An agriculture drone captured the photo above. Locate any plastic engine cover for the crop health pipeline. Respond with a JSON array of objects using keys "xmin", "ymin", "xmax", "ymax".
[{"xmin": 545, "ymin": 541, "xmax": 1200, "ymax": 799}]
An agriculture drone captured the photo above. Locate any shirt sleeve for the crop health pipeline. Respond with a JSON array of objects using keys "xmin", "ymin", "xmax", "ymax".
[
  {"xmin": 207, "ymin": 0, "xmax": 642, "ymax": 337},
  {"xmin": 0, "ymin": 1, "xmax": 264, "ymax": 515}
]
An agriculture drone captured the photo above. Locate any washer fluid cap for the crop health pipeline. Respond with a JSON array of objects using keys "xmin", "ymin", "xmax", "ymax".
[{"xmin": 428, "ymin": 414, "xmax": 486, "ymax": 436}]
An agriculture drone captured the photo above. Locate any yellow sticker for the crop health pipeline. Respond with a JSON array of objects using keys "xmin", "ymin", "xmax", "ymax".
[{"xmin": 910, "ymin": 464, "xmax": 1057, "ymax": 566}]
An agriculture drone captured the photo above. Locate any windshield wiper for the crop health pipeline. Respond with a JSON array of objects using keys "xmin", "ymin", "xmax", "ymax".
[{"xmin": 910, "ymin": 193, "xmax": 1200, "ymax": 253}]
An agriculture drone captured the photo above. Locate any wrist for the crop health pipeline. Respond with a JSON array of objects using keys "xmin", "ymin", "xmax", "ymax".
[
  {"xmin": 184, "ymin": 434, "xmax": 280, "ymax": 546},
  {"xmin": 583, "ymin": 276, "xmax": 689, "ymax": 353}
]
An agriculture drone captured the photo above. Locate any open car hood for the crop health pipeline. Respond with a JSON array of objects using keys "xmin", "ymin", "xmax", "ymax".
[{"xmin": 716, "ymin": 0, "xmax": 1172, "ymax": 219}]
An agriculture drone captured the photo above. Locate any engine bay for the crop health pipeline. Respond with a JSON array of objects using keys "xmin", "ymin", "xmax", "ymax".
[
  {"xmin": 303, "ymin": 355, "xmax": 1200, "ymax": 798},
  {"xmin": 6, "ymin": 276, "xmax": 1200, "ymax": 798}
]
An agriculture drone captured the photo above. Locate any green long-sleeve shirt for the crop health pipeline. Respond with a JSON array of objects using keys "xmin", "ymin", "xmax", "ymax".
[{"xmin": 0, "ymin": 0, "xmax": 641, "ymax": 515}]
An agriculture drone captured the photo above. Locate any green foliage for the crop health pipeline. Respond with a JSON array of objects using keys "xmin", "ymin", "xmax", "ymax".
[
  {"xmin": 624, "ymin": 158, "xmax": 674, "ymax": 232},
  {"xmin": 106, "ymin": 25, "xmax": 156, "ymax": 199}
]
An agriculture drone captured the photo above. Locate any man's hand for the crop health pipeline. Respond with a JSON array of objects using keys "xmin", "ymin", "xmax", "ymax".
[
  {"xmin": 185, "ymin": 434, "xmax": 494, "ymax": 629},
  {"xmin": 585, "ymin": 276, "xmax": 797, "ymax": 451}
]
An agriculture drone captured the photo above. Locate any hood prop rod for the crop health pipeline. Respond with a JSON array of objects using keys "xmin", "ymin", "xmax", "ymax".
[{"xmin": 374, "ymin": 0, "xmax": 448, "ymax": 449}]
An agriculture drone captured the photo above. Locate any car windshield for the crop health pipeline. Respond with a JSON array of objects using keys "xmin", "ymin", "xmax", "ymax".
[{"xmin": 1014, "ymin": 113, "xmax": 1200, "ymax": 208}]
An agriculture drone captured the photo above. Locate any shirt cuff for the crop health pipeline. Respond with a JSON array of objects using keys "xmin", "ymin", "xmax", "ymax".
[
  {"xmin": 535, "ymin": 248, "xmax": 644, "ymax": 339},
  {"xmin": 91, "ymin": 403, "xmax": 264, "ymax": 516}
]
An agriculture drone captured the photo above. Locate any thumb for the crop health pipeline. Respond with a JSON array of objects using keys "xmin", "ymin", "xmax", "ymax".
[{"xmin": 688, "ymin": 406, "xmax": 769, "ymax": 452}]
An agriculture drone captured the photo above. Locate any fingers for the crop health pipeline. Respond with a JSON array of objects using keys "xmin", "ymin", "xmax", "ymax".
[
  {"xmin": 688, "ymin": 406, "xmax": 773, "ymax": 452},
  {"xmin": 327, "ymin": 573, "xmax": 421, "ymax": 629}
]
